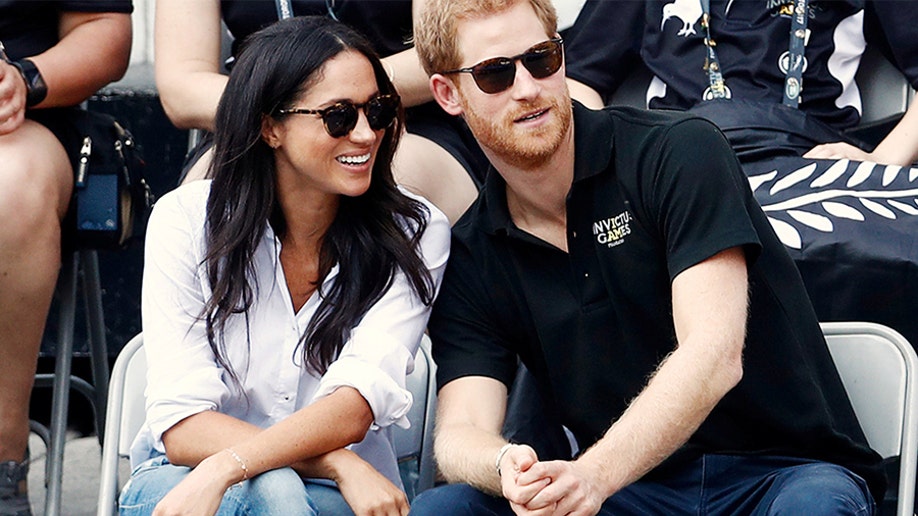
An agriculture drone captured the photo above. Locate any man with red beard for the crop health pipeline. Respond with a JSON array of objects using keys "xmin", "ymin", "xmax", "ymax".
[{"xmin": 408, "ymin": 0, "xmax": 886, "ymax": 515}]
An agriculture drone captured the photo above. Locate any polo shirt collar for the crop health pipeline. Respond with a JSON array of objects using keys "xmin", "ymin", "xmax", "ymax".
[{"xmin": 477, "ymin": 100, "xmax": 615, "ymax": 236}]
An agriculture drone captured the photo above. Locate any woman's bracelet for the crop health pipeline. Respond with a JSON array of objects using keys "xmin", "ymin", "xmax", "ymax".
[
  {"xmin": 224, "ymin": 448, "xmax": 249, "ymax": 481},
  {"xmin": 495, "ymin": 443, "xmax": 514, "ymax": 477}
]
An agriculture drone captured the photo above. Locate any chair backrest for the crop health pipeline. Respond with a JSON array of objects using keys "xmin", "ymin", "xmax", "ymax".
[
  {"xmin": 97, "ymin": 333, "xmax": 145, "ymax": 516},
  {"xmin": 856, "ymin": 46, "xmax": 914, "ymax": 126},
  {"xmin": 393, "ymin": 334, "xmax": 438, "ymax": 500},
  {"xmin": 96, "ymin": 333, "xmax": 437, "ymax": 516},
  {"xmin": 821, "ymin": 321, "xmax": 918, "ymax": 516}
]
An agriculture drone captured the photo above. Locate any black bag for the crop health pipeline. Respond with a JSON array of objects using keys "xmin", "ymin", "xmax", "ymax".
[{"xmin": 70, "ymin": 110, "xmax": 153, "ymax": 250}]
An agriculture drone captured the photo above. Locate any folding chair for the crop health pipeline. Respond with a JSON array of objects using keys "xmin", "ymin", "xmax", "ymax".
[
  {"xmin": 96, "ymin": 333, "xmax": 438, "ymax": 515},
  {"xmin": 394, "ymin": 334, "xmax": 438, "ymax": 500},
  {"xmin": 822, "ymin": 321, "xmax": 918, "ymax": 516}
]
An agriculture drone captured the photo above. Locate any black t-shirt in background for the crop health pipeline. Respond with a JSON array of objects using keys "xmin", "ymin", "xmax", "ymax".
[
  {"xmin": 0, "ymin": 0, "xmax": 133, "ymax": 60},
  {"xmin": 220, "ymin": 0, "xmax": 413, "ymax": 58}
]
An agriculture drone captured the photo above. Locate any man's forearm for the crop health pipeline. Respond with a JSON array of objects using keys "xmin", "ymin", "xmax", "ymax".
[
  {"xmin": 576, "ymin": 338, "xmax": 743, "ymax": 498},
  {"xmin": 435, "ymin": 421, "xmax": 510, "ymax": 496}
]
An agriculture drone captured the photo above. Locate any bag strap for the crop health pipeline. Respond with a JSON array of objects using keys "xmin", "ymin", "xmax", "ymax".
[{"xmin": 699, "ymin": 0, "xmax": 809, "ymax": 107}]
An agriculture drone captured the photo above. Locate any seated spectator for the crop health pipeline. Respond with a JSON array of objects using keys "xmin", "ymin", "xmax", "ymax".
[
  {"xmin": 154, "ymin": 0, "xmax": 576, "ymax": 463},
  {"xmin": 564, "ymin": 0, "xmax": 918, "ymax": 351},
  {"xmin": 0, "ymin": 3, "xmax": 131, "ymax": 515},
  {"xmin": 155, "ymin": 0, "xmax": 488, "ymax": 224},
  {"xmin": 118, "ymin": 16, "xmax": 449, "ymax": 515},
  {"xmin": 408, "ymin": 0, "xmax": 884, "ymax": 514}
]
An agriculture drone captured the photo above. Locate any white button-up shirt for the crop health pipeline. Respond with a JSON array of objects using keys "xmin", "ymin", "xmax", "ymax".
[{"xmin": 130, "ymin": 180, "xmax": 450, "ymax": 487}]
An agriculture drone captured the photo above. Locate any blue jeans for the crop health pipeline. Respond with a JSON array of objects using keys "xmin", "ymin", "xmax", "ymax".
[
  {"xmin": 119, "ymin": 456, "xmax": 355, "ymax": 515},
  {"xmin": 410, "ymin": 455, "xmax": 875, "ymax": 515}
]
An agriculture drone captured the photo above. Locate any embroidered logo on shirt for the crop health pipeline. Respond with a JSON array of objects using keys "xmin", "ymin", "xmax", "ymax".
[
  {"xmin": 593, "ymin": 211, "xmax": 633, "ymax": 248},
  {"xmin": 661, "ymin": 0, "xmax": 702, "ymax": 37}
]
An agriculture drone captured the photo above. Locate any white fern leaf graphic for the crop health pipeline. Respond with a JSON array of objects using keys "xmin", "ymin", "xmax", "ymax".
[
  {"xmin": 771, "ymin": 163, "xmax": 817, "ymax": 195},
  {"xmin": 767, "ymin": 217, "xmax": 802, "ymax": 249},
  {"xmin": 748, "ymin": 170, "xmax": 778, "ymax": 193},
  {"xmin": 787, "ymin": 210, "xmax": 833, "ymax": 232},
  {"xmin": 883, "ymin": 165, "xmax": 902, "ymax": 187},
  {"xmin": 888, "ymin": 200, "xmax": 918, "ymax": 216},
  {"xmin": 810, "ymin": 159, "xmax": 849, "ymax": 188},
  {"xmin": 911, "ymin": 167, "xmax": 918, "ymax": 182},
  {"xmin": 859, "ymin": 198, "xmax": 896, "ymax": 219},
  {"xmin": 847, "ymin": 161, "xmax": 876, "ymax": 188},
  {"xmin": 822, "ymin": 201, "xmax": 865, "ymax": 221}
]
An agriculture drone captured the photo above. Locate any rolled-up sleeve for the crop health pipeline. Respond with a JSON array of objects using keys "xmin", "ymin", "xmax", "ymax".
[
  {"xmin": 312, "ymin": 199, "xmax": 450, "ymax": 428},
  {"xmin": 140, "ymin": 184, "xmax": 231, "ymax": 451}
]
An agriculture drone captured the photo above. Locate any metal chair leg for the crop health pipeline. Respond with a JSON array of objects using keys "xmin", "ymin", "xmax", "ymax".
[
  {"xmin": 30, "ymin": 249, "xmax": 109, "ymax": 516},
  {"xmin": 45, "ymin": 252, "xmax": 79, "ymax": 516},
  {"xmin": 81, "ymin": 249, "xmax": 109, "ymax": 443}
]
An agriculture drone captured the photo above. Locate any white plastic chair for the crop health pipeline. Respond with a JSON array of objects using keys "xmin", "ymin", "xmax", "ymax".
[
  {"xmin": 96, "ymin": 333, "xmax": 438, "ymax": 516},
  {"xmin": 821, "ymin": 321, "xmax": 918, "ymax": 516}
]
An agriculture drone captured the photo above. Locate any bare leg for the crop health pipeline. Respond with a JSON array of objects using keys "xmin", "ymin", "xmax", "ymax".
[
  {"xmin": 0, "ymin": 121, "xmax": 72, "ymax": 464},
  {"xmin": 393, "ymin": 133, "xmax": 478, "ymax": 225}
]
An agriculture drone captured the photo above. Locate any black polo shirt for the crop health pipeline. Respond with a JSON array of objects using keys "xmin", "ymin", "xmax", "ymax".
[{"xmin": 428, "ymin": 102, "xmax": 885, "ymax": 500}]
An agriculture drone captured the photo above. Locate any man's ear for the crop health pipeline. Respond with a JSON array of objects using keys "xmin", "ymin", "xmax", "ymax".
[
  {"xmin": 430, "ymin": 74, "xmax": 464, "ymax": 116},
  {"xmin": 261, "ymin": 115, "xmax": 281, "ymax": 149}
]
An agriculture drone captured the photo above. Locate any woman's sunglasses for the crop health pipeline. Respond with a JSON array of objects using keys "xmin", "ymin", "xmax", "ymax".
[
  {"xmin": 277, "ymin": 94, "xmax": 400, "ymax": 138},
  {"xmin": 440, "ymin": 38, "xmax": 563, "ymax": 94}
]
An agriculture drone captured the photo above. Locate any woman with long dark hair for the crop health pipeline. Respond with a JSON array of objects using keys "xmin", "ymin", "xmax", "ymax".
[{"xmin": 119, "ymin": 16, "xmax": 449, "ymax": 515}]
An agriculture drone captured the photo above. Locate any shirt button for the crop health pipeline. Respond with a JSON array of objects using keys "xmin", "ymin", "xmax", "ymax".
[
  {"xmin": 584, "ymin": 272, "xmax": 589, "ymax": 278},
  {"xmin": 572, "ymin": 231, "xmax": 577, "ymax": 238}
]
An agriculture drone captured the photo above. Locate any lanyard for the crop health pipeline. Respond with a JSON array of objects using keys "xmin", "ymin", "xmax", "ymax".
[
  {"xmin": 782, "ymin": 0, "xmax": 809, "ymax": 107},
  {"xmin": 274, "ymin": 0, "xmax": 293, "ymax": 20},
  {"xmin": 700, "ymin": 0, "xmax": 728, "ymax": 100},
  {"xmin": 274, "ymin": 0, "xmax": 341, "ymax": 21},
  {"xmin": 699, "ymin": 0, "xmax": 809, "ymax": 107}
]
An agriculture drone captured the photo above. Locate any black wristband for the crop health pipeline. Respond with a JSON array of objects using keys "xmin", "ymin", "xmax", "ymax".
[{"xmin": 12, "ymin": 59, "xmax": 48, "ymax": 107}]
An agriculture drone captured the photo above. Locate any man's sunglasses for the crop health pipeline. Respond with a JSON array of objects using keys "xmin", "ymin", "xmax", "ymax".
[
  {"xmin": 277, "ymin": 94, "xmax": 400, "ymax": 138},
  {"xmin": 440, "ymin": 38, "xmax": 563, "ymax": 94}
]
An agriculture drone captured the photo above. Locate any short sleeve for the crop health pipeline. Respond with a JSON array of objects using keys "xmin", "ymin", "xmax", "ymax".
[
  {"xmin": 564, "ymin": 0, "xmax": 644, "ymax": 100},
  {"xmin": 645, "ymin": 117, "xmax": 762, "ymax": 279},
  {"xmin": 59, "ymin": 0, "xmax": 133, "ymax": 13},
  {"xmin": 427, "ymin": 235, "xmax": 520, "ymax": 391},
  {"xmin": 866, "ymin": 1, "xmax": 918, "ymax": 90}
]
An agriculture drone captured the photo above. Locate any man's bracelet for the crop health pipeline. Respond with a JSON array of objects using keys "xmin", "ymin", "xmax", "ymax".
[{"xmin": 495, "ymin": 443, "xmax": 514, "ymax": 477}]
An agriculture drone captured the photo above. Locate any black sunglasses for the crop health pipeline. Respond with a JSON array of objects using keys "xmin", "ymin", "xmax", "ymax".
[
  {"xmin": 277, "ymin": 94, "xmax": 400, "ymax": 138},
  {"xmin": 441, "ymin": 38, "xmax": 563, "ymax": 94}
]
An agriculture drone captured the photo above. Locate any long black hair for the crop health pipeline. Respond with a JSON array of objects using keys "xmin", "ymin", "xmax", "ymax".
[{"xmin": 202, "ymin": 16, "xmax": 434, "ymax": 384}]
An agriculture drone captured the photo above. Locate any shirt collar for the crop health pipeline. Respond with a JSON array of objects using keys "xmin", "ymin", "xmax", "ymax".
[{"xmin": 477, "ymin": 101, "xmax": 615, "ymax": 236}]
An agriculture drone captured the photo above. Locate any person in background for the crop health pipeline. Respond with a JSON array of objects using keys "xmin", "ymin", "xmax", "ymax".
[
  {"xmin": 118, "ymin": 16, "xmax": 449, "ymax": 515},
  {"xmin": 0, "ymin": 3, "xmax": 132, "ymax": 515},
  {"xmin": 409, "ymin": 0, "xmax": 884, "ymax": 513},
  {"xmin": 564, "ymin": 0, "xmax": 918, "ymax": 359},
  {"xmin": 154, "ymin": 0, "xmax": 583, "ymax": 464},
  {"xmin": 155, "ymin": 0, "xmax": 487, "ymax": 224},
  {"xmin": 565, "ymin": 0, "xmax": 918, "ymax": 167}
]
